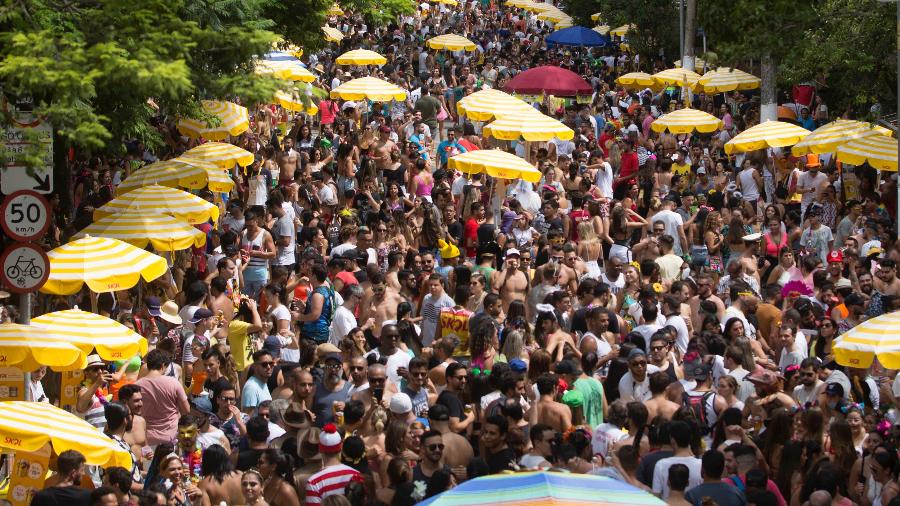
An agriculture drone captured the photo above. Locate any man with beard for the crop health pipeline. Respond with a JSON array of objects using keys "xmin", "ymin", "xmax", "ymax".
[
  {"xmin": 117, "ymin": 384, "xmax": 147, "ymax": 461},
  {"xmin": 792, "ymin": 357, "xmax": 824, "ymax": 406},
  {"xmin": 365, "ymin": 324, "xmax": 410, "ymax": 385},
  {"xmin": 413, "ymin": 430, "xmax": 451, "ymax": 484},
  {"xmin": 241, "ymin": 350, "xmax": 274, "ymax": 414},
  {"xmin": 401, "ymin": 357, "xmax": 434, "ymax": 418},
  {"xmin": 495, "ymin": 248, "xmax": 529, "ymax": 314},
  {"xmin": 689, "ymin": 273, "xmax": 725, "ymax": 331},
  {"xmin": 312, "ymin": 352, "xmax": 352, "ymax": 427},
  {"xmin": 875, "ymin": 259, "xmax": 900, "ymax": 297},
  {"xmin": 347, "ymin": 356, "xmax": 369, "ymax": 398},
  {"xmin": 352, "ymin": 363, "xmax": 396, "ymax": 413}
]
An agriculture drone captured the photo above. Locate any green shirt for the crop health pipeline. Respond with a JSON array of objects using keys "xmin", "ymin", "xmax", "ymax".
[{"xmin": 574, "ymin": 376, "xmax": 605, "ymax": 428}]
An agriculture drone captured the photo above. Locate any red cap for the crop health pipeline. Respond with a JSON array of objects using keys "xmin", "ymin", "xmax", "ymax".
[{"xmin": 827, "ymin": 250, "xmax": 844, "ymax": 263}]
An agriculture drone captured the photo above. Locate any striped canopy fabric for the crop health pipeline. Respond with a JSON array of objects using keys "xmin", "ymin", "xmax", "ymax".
[
  {"xmin": 456, "ymin": 89, "xmax": 534, "ymax": 122},
  {"xmin": 593, "ymin": 25, "xmax": 610, "ymax": 35},
  {"xmin": 483, "ymin": 109, "xmax": 574, "ymax": 141},
  {"xmin": 322, "ymin": 26, "xmax": 344, "ymax": 42},
  {"xmin": 75, "ymin": 210, "xmax": 207, "ymax": 252},
  {"xmin": 94, "ymin": 184, "xmax": 220, "ymax": 224},
  {"xmin": 792, "ymin": 119, "xmax": 892, "ymax": 156},
  {"xmin": 448, "ymin": 149, "xmax": 542, "ymax": 182},
  {"xmin": 697, "ymin": 67, "xmax": 760, "ymax": 93},
  {"xmin": 652, "ymin": 67, "xmax": 702, "ymax": 88},
  {"xmin": 176, "ymin": 100, "xmax": 250, "ymax": 141},
  {"xmin": 0, "ymin": 323, "xmax": 86, "ymax": 371},
  {"xmin": 32, "ymin": 309, "xmax": 148, "ymax": 361},
  {"xmin": 609, "ymin": 24, "xmax": 633, "ymax": 37},
  {"xmin": 182, "ymin": 142, "xmax": 255, "ymax": 168},
  {"xmin": 591, "ymin": 12, "xmax": 602, "ymax": 20},
  {"xmin": 724, "ymin": 120, "xmax": 811, "ymax": 154},
  {"xmin": 335, "ymin": 49, "xmax": 387, "ymax": 65},
  {"xmin": 615, "ymin": 72, "xmax": 656, "ymax": 89},
  {"xmin": 836, "ymin": 131, "xmax": 897, "ymax": 171},
  {"xmin": 536, "ymin": 7, "xmax": 569, "ymax": 22},
  {"xmin": 834, "ymin": 311, "xmax": 900, "ymax": 368},
  {"xmin": 650, "ymin": 108, "xmax": 723, "ymax": 134},
  {"xmin": 115, "ymin": 157, "xmax": 234, "ymax": 195},
  {"xmin": 553, "ymin": 18, "xmax": 574, "ymax": 29},
  {"xmin": 523, "ymin": 1, "xmax": 556, "ymax": 12},
  {"xmin": 330, "ymin": 77, "xmax": 407, "ymax": 102},
  {"xmin": 418, "ymin": 471, "xmax": 666, "ymax": 506},
  {"xmin": 256, "ymin": 53, "xmax": 316, "ymax": 82},
  {"xmin": 427, "ymin": 34, "xmax": 477, "ymax": 51},
  {"xmin": 42, "ymin": 236, "xmax": 168, "ymax": 295},
  {"xmin": 327, "ymin": 4, "xmax": 344, "ymax": 16},
  {"xmin": 274, "ymin": 89, "xmax": 320, "ymax": 115},
  {"xmin": 0, "ymin": 402, "xmax": 132, "ymax": 467},
  {"xmin": 674, "ymin": 57, "xmax": 709, "ymax": 73}
]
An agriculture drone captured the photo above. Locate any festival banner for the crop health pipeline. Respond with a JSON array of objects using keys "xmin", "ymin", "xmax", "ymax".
[
  {"xmin": 0, "ymin": 368, "xmax": 25, "ymax": 401},
  {"xmin": 58, "ymin": 370, "xmax": 84, "ymax": 413}
]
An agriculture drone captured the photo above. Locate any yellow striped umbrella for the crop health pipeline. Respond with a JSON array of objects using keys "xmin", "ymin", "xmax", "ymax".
[
  {"xmin": 537, "ymin": 7, "xmax": 569, "ymax": 22},
  {"xmin": 0, "ymin": 402, "xmax": 131, "ymax": 467},
  {"xmin": 724, "ymin": 120, "xmax": 811, "ymax": 154},
  {"xmin": 554, "ymin": 18, "xmax": 574, "ymax": 29},
  {"xmin": 650, "ymin": 108, "xmax": 723, "ymax": 134},
  {"xmin": 274, "ymin": 88, "xmax": 320, "ymax": 115},
  {"xmin": 94, "ymin": 184, "xmax": 219, "ymax": 224},
  {"xmin": 615, "ymin": 72, "xmax": 656, "ymax": 89},
  {"xmin": 75, "ymin": 210, "xmax": 207, "ymax": 252},
  {"xmin": 42, "ymin": 236, "xmax": 168, "ymax": 295},
  {"xmin": 327, "ymin": 4, "xmax": 344, "ymax": 16},
  {"xmin": 697, "ymin": 67, "xmax": 760, "ymax": 93},
  {"xmin": 483, "ymin": 109, "xmax": 574, "ymax": 141},
  {"xmin": 331, "ymin": 77, "xmax": 407, "ymax": 102},
  {"xmin": 523, "ymin": 1, "xmax": 556, "ymax": 12},
  {"xmin": 505, "ymin": 0, "xmax": 537, "ymax": 8},
  {"xmin": 115, "ymin": 157, "xmax": 234, "ymax": 195},
  {"xmin": 448, "ymin": 149, "xmax": 542, "ymax": 182},
  {"xmin": 183, "ymin": 142, "xmax": 255, "ymax": 168},
  {"xmin": 590, "ymin": 12, "xmax": 602, "ymax": 21},
  {"xmin": 427, "ymin": 34, "xmax": 477, "ymax": 51},
  {"xmin": 32, "ymin": 309, "xmax": 148, "ymax": 361},
  {"xmin": 432, "ymin": 0, "xmax": 459, "ymax": 5},
  {"xmin": 792, "ymin": 120, "xmax": 892, "ymax": 156},
  {"xmin": 322, "ymin": 26, "xmax": 344, "ymax": 42},
  {"xmin": 256, "ymin": 59, "xmax": 316, "ymax": 83},
  {"xmin": 653, "ymin": 68, "xmax": 702, "ymax": 88},
  {"xmin": 336, "ymin": 49, "xmax": 387, "ymax": 66},
  {"xmin": 456, "ymin": 89, "xmax": 534, "ymax": 121},
  {"xmin": 0, "ymin": 324, "xmax": 86, "ymax": 371},
  {"xmin": 674, "ymin": 58, "xmax": 708, "ymax": 73},
  {"xmin": 834, "ymin": 311, "xmax": 900, "ymax": 368},
  {"xmin": 177, "ymin": 100, "xmax": 250, "ymax": 141},
  {"xmin": 593, "ymin": 25, "xmax": 610, "ymax": 35},
  {"xmin": 610, "ymin": 24, "xmax": 633, "ymax": 37},
  {"xmin": 837, "ymin": 133, "xmax": 898, "ymax": 171}
]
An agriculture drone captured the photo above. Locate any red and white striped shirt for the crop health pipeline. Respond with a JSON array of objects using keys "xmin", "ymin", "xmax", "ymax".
[{"xmin": 305, "ymin": 464, "xmax": 360, "ymax": 505}]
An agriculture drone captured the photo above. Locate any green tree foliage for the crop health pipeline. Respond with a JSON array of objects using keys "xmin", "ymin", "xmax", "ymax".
[
  {"xmin": 779, "ymin": 0, "xmax": 896, "ymax": 116},
  {"xmin": 565, "ymin": 0, "xmax": 679, "ymax": 68}
]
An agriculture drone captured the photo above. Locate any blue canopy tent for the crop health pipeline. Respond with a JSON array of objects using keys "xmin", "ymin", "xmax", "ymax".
[{"xmin": 545, "ymin": 26, "xmax": 610, "ymax": 47}]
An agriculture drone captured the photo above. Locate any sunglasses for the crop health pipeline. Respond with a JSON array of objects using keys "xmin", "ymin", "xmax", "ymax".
[
  {"xmin": 258, "ymin": 362, "xmax": 275, "ymax": 368},
  {"xmin": 427, "ymin": 443, "xmax": 445, "ymax": 451}
]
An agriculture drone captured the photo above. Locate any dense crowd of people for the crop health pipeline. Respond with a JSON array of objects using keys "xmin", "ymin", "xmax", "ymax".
[{"xmin": 10, "ymin": 1, "xmax": 900, "ymax": 506}]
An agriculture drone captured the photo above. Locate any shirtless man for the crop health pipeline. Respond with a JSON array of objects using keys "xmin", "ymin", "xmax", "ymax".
[
  {"xmin": 493, "ymin": 248, "xmax": 528, "ymax": 313},
  {"xmin": 875, "ymin": 259, "xmax": 900, "ymax": 296},
  {"xmin": 659, "ymin": 132, "xmax": 678, "ymax": 158},
  {"xmin": 644, "ymin": 371, "xmax": 680, "ymax": 421},
  {"xmin": 351, "ymin": 363, "xmax": 397, "ymax": 414},
  {"xmin": 118, "ymin": 384, "xmax": 147, "ymax": 462},
  {"xmin": 364, "ymin": 272, "xmax": 406, "ymax": 338},
  {"xmin": 372, "ymin": 125, "xmax": 398, "ymax": 171},
  {"xmin": 632, "ymin": 222, "xmax": 664, "ymax": 263},
  {"xmin": 385, "ymin": 251, "xmax": 405, "ymax": 291},
  {"xmin": 548, "ymin": 245, "xmax": 578, "ymax": 295},
  {"xmin": 533, "ymin": 373, "xmax": 572, "ymax": 432},
  {"xmin": 427, "ymin": 337, "xmax": 457, "ymax": 394},
  {"xmin": 207, "ymin": 277, "xmax": 234, "ymax": 324},
  {"xmin": 562, "ymin": 244, "xmax": 588, "ymax": 279},
  {"xmin": 198, "ymin": 448, "xmax": 243, "ymax": 505},
  {"xmin": 427, "ymin": 404, "xmax": 474, "ymax": 470},
  {"xmin": 277, "ymin": 138, "xmax": 298, "ymax": 179},
  {"xmin": 688, "ymin": 272, "xmax": 726, "ymax": 331},
  {"xmin": 740, "ymin": 237, "xmax": 761, "ymax": 286}
]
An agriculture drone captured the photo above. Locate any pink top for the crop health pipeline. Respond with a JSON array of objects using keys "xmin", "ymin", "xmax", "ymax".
[
  {"xmin": 764, "ymin": 231, "xmax": 788, "ymax": 257},
  {"xmin": 135, "ymin": 374, "xmax": 188, "ymax": 446},
  {"xmin": 414, "ymin": 172, "xmax": 434, "ymax": 198}
]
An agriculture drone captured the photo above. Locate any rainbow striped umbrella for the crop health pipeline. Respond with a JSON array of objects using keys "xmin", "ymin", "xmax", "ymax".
[{"xmin": 418, "ymin": 471, "xmax": 665, "ymax": 506}]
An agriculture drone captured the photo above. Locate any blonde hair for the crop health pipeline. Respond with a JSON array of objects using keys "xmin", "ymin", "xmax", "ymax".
[{"xmin": 577, "ymin": 221, "xmax": 598, "ymax": 242}]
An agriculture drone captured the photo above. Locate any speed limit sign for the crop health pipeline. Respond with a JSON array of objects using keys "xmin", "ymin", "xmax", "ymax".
[{"xmin": 0, "ymin": 190, "xmax": 49, "ymax": 242}]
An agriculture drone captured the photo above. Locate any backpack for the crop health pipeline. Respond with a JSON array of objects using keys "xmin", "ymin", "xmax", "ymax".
[{"xmin": 684, "ymin": 390, "xmax": 716, "ymax": 434}]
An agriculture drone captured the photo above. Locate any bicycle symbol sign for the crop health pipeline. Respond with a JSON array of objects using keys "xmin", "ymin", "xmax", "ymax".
[{"xmin": 0, "ymin": 243, "xmax": 48, "ymax": 294}]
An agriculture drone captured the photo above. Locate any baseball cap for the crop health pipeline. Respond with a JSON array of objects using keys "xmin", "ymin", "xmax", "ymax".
[
  {"xmin": 556, "ymin": 359, "xmax": 582, "ymax": 376},
  {"xmin": 696, "ymin": 166, "xmax": 707, "ymax": 175},
  {"xmin": 742, "ymin": 232, "xmax": 762, "ymax": 242},
  {"xmin": 825, "ymin": 382, "xmax": 845, "ymax": 397},
  {"xmin": 262, "ymin": 335, "xmax": 283, "ymax": 358},
  {"xmin": 190, "ymin": 308, "xmax": 214, "ymax": 324},
  {"xmin": 428, "ymin": 403, "xmax": 450, "ymax": 421},
  {"xmin": 145, "ymin": 296, "xmax": 162, "ymax": 317},
  {"xmin": 508, "ymin": 358, "xmax": 528, "ymax": 373},
  {"xmin": 827, "ymin": 250, "xmax": 844, "ymax": 263},
  {"xmin": 745, "ymin": 368, "xmax": 783, "ymax": 386},
  {"xmin": 191, "ymin": 396, "xmax": 215, "ymax": 416},
  {"xmin": 323, "ymin": 352, "xmax": 342, "ymax": 364},
  {"xmin": 689, "ymin": 362, "xmax": 711, "ymax": 379},
  {"xmin": 835, "ymin": 278, "xmax": 852, "ymax": 289},
  {"xmin": 506, "ymin": 248, "xmax": 521, "ymax": 257},
  {"xmin": 627, "ymin": 348, "xmax": 646, "ymax": 361},
  {"xmin": 389, "ymin": 393, "xmax": 413, "ymax": 414}
]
